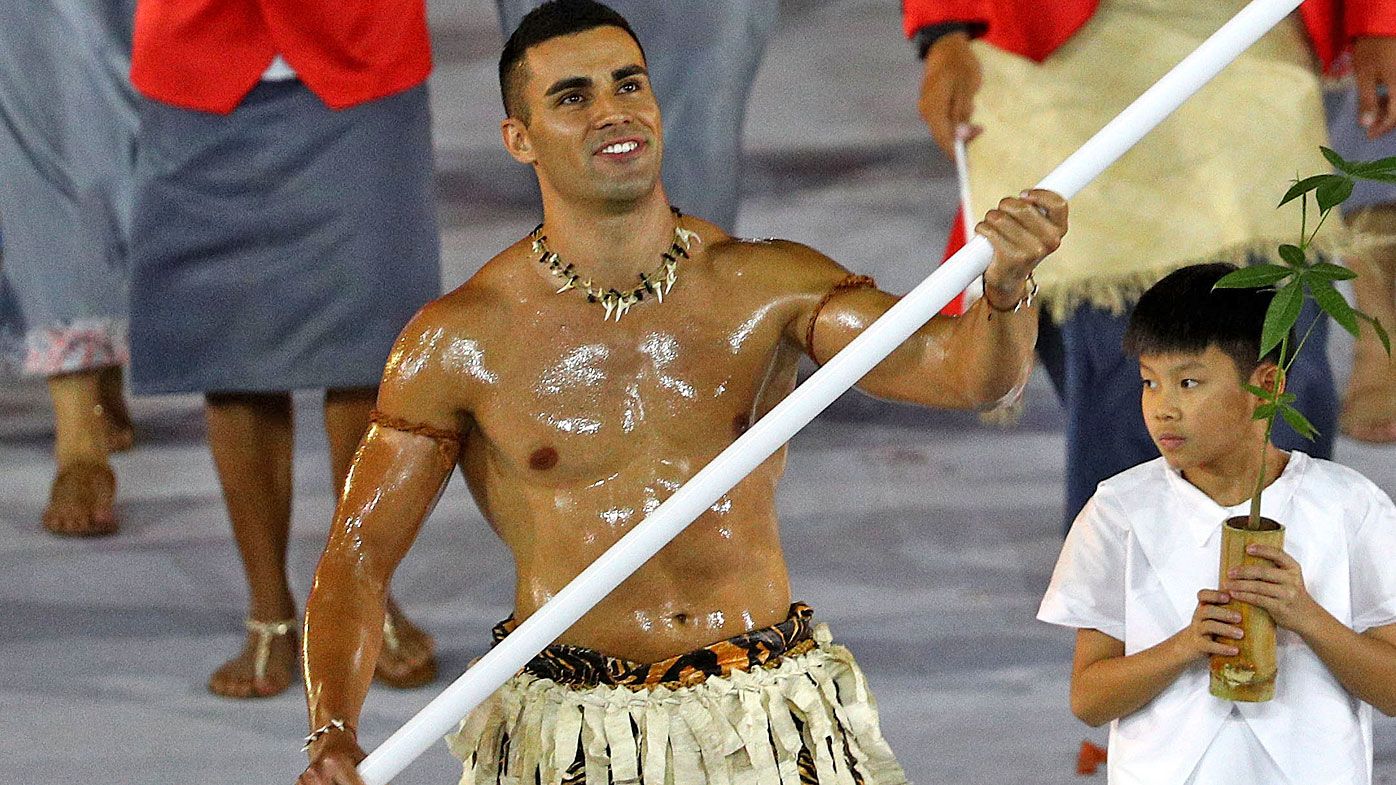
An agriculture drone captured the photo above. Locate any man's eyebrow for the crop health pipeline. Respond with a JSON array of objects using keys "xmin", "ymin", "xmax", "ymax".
[
  {"xmin": 1168, "ymin": 360, "xmax": 1206, "ymax": 373},
  {"xmin": 544, "ymin": 76, "xmax": 591, "ymax": 97},
  {"xmin": 612, "ymin": 64, "xmax": 646, "ymax": 81}
]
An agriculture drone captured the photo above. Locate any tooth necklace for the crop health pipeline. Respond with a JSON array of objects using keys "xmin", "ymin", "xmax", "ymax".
[{"xmin": 531, "ymin": 207, "xmax": 700, "ymax": 321}]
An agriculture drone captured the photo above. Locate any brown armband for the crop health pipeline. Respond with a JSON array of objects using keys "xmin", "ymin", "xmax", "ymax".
[
  {"xmin": 369, "ymin": 409, "xmax": 462, "ymax": 456},
  {"xmin": 805, "ymin": 274, "xmax": 877, "ymax": 364}
]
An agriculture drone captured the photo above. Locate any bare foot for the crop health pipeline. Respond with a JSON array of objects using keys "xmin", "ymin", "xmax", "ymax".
[
  {"xmin": 376, "ymin": 606, "xmax": 437, "ymax": 689},
  {"xmin": 208, "ymin": 621, "xmax": 298, "ymax": 699},
  {"xmin": 42, "ymin": 461, "xmax": 117, "ymax": 536}
]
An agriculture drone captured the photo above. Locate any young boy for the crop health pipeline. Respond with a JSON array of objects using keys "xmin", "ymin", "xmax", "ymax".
[{"xmin": 1037, "ymin": 262, "xmax": 1396, "ymax": 784}]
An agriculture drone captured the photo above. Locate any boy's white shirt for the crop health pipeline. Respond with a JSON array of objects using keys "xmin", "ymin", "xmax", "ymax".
[{"xmin": 1038, "ymin": 451, "xmax": 1396, "ymax": 785}]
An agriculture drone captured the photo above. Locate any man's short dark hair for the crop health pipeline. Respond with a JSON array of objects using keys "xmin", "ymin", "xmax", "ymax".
[
  {"xmin": 1124, "ymin": 262, "xmax": 1289, "ymax": 376},
  {"xmin": 499, "ymin": 0, "xmax": 646, "ymax": 121}
]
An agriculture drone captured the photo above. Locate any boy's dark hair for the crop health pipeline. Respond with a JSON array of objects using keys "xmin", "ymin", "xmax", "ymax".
[
  {"xmin": 499, "ymin": 0, "xmax": 646, "ymax": 121},
  {"xmin": 1124, "ymin": 262, "xmax": 1289, "ymax": 375}
]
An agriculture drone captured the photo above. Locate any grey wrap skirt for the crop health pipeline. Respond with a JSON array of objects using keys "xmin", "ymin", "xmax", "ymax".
[{"xmin": 128, "ymin": 80, "xmax": 440, "ymax": 394}]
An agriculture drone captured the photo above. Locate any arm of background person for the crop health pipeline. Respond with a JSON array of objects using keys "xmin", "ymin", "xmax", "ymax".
[
  {"xmin": 780, "ymin": 189, "xmax": 1066, "ymax": 410},
  {"xmin": 1347, "ymin": 0, "xmax": 1396, "ymax": 138},
  {"xmin": 901, "ymin": 0, "xmax": 989, "ymax": 156},
  {"xmin": 297, "ymin": 301, "xmax": 480, "ymax": 785}
]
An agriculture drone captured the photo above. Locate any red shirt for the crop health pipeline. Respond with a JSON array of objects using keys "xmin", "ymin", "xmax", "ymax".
[
  {"xmin": 900, "ymin": 0, "xmax": 1396, "ymax": 74},
  {"xmin": 131, "ymin": 0, "xmax": 432, "ymax": 114}
]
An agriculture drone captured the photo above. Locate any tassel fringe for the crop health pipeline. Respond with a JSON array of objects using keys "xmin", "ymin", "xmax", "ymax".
[{"xmin": 447, "ymin": 626, "xmax": 908, "ymax": 785}]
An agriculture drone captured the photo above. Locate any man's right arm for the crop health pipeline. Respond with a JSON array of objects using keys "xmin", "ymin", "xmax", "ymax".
[{"xmin": 298, "ymin": 304, "xmax": 476, "ymax": 784}]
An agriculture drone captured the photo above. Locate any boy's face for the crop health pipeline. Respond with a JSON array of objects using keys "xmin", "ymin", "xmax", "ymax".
[{"xmin": 1138, "ymin": 345, "xmax": 1275, "ymax": 474}]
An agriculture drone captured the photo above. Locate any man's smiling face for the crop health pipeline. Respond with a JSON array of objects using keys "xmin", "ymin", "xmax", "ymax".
[{"xmin": 503, "ymin": 26, "xmax": 663, "ymax": 208}]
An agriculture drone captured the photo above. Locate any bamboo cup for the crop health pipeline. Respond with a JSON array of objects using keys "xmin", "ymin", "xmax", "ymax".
[{"xmin": 1209, "ymin": 515, "xmax": 1285, "ymax": 701}]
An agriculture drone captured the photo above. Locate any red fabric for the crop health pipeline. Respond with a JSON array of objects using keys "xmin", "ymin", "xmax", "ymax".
[
  {"xmin": 900, "ymin": 0, "xmax": 1396, "ymax": 74},
  {"xmin": 131, "ymin": 0, "xmax": 432, "ymax": 114},
  {"xmin": 938, "ymin": 207, "xmax": 969, "ymax": 317},
  {"xmin": 1076, "ymin": 740, "xmax": 1108, "ymax": 775}
]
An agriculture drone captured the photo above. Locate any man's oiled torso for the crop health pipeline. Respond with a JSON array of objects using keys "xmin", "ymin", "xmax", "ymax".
[{"xmin": 454, "ymin": 229, "xmax": 827, "ymax": 661}]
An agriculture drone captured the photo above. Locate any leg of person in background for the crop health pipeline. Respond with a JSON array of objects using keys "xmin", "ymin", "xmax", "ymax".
[
  {"xmin": 1059, "ymin": 306, "xmax": 1158, "ymax": 532},
  {"xmin": 43, "ymin": 370, "xmax": 119, "ymax": 535},
  {"xmin": 1341, "ymin": 205, "xmax": 1396, "ymax": 443},
  {"xmin": 204, "ymin": 391, "xmax": 298, "ymax": 699},
  {"xmin": 99, "ymin": 365, "xmax": 134, "ymax": 451},
  {"xmin": 323, "ymin": 386, "xmax": 437, "ymax": 688},
  {"xmin": 0, "ymin": 1, "xmax": 138, "ymax": 537}
]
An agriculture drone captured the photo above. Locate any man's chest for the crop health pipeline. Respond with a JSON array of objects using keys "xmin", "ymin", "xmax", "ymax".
[{"xmin": 468, "ymin": 313, "xmax": 797, "ymax": 480}]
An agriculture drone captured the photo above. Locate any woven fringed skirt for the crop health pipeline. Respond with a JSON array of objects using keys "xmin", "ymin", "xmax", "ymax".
[
  {"xmin": 966, "ymin": 0, "xmax": 1336, "ymax": 319},
  {"xmin": 446, "ymin": 606, "xmax": 907, "ymax": 785}
]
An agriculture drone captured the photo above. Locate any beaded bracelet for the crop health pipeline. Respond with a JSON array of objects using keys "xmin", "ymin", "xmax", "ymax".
[{"xmin": 303, "ymin": 719, "xmax": 354, "ymax": 752}]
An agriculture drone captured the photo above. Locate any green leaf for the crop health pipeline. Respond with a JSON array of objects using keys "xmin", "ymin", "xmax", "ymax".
[
  {"xmin": 1260, "ymin": 283, "xmax": 1303, "ymax": 358},
  {"xmin": 1316, "ymin": 175, "xmax": 1356, "ymax": 212},
  {"xmin": 1278, "ymin": 404, "xmax": 1319, "ymax": 441},
  {"xmin": 1321, "ymin": 146, "xmax": 1355, "ymax": 173},
  {"xmin": 1348, "ymin": 153, "xmax": 1396, "ymax": 174},
  {"xmin": 1346, "ymin": 170, "xmax": 1396, "ymax": 185},
  {"xmin": 1307, "ymin": 262, "xmax": 1357, "ymax": 281},
  {"xmin": 1278, "ymin": 391, "xmax": 1297, "ymax": 406},
  {"xmin": 1309, "ymin": 277, "xmax": 1360, "ymax": 338},
  {"xmin": 1278, "ymin": 174, "xmax": 1330, "ymax": 207},
  {"xmin": 1214, "ymin": 264, "xmax": 1292, "ymax": 289},
  {"xmin": 1277, "ymin": 244, "xmax": 1308, "ymax": 268},
  {"xmin": 1358, "ymin": 312, "xmax": 1393, "ymax": 356},
  {"xmin": 1242, "ymin": 382, "xmax": 1276, "ymax": 399},
  {"xmin": 1253, "ymin": 402, "xmax": 1278, "ymax": 421}
]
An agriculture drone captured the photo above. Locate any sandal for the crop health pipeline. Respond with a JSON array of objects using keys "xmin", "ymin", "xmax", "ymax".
[
  {"xmin": 374, "ymin": 613, "xmax": 437, "ymax": 689},
  {"xmin": 207, "ymin": 617, "xmax": 298, "ymax": 699}
]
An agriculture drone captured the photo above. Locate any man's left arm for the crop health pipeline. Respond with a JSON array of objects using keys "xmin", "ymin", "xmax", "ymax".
[
  {"xmin": 1226, "ymin": 544, "xmax": 1396, "ymax": 716},
  {"xmin": 789, "ymin": 189, "xmax": 1067, "ymax": 410}
]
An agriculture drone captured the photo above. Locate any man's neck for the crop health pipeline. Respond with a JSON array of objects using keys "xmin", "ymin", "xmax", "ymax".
[
  {"xmin": 1183, "ymin": 442, "xmax": 1290, "ymax": 508},
  {"xmin": 535, "ymin": 192, "xmax": 678, "ymax": 285}
]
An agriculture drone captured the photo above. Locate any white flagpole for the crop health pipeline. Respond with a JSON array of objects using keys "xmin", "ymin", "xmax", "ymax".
[
  {"xmin": 357, "ymin": 1, "xmax": 1303, "ymax": 781},
  {"xmin": 952, "ymin": 134, "xmax": 983, "ymax": 304}
]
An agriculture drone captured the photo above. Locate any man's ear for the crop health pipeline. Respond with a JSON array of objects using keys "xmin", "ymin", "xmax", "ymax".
[
  {"xmin": 501, "ymin": 117, "xmax": 536, "ymax": 165},
  {"xmin": 1250, "ymin": 361, "xmax": 1284, "ymax": 396}
]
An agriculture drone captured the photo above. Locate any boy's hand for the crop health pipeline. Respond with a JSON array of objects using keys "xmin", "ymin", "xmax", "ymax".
[
  {"xmin": 1172, "ymin": 589, "xmax": 1243, "ymax": 662},
  {"xmin": 1225, "ymin": 544, "xmax": 1327, "ymax": 636}
]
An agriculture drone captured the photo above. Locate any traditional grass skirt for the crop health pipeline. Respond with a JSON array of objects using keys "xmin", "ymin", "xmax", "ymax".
[
  {"xmin": 966, "ymin": 0, "xmax": 1335, "ymax": 319},
  {"xmin": 446, "ymin": 610, "xmax": 907, "ymax": 785}
]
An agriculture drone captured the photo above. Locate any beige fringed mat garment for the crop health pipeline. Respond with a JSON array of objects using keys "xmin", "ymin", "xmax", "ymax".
[
  {"xmin": 446, "ymin": 625, "xmax": 908, "ymax": 785},
  {"xmin": 967, "ymin": 0, "xmax": 1340, "ymax": 321}
]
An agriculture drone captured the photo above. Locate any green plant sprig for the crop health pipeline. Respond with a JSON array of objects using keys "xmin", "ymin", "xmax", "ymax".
[{"xmin": 1214, "ymin": 147, "xmax": 1393, "ymax": 530}]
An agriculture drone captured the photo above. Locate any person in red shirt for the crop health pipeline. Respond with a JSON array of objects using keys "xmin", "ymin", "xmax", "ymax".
[
  {"xmin": 905, "ymin": 0, "xmax": 1396, "ymax": 528},
  {"xmin": 126, "ymin": 0, "xmax": 441, "ymax": 698}
]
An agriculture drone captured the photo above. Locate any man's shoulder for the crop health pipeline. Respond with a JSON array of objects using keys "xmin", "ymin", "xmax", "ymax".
[{"xmin": 703, "ymin": 231, "xmax": 851, "ymax": 295}]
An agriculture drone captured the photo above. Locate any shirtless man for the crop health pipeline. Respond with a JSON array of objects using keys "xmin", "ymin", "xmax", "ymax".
[{"xmin": 298, "ymin": 2, "xmax": 1067, "ymax": 783}]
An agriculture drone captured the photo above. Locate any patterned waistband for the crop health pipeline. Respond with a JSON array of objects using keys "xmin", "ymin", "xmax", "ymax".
[{"xmin": 492, "ymin": 602, "xmax": 815, "ymax": 689}]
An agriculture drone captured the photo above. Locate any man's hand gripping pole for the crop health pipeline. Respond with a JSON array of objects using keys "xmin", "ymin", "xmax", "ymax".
[{"xmin": 355, "ymin": 1, "xmax": 1304, "ymax": 781}]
